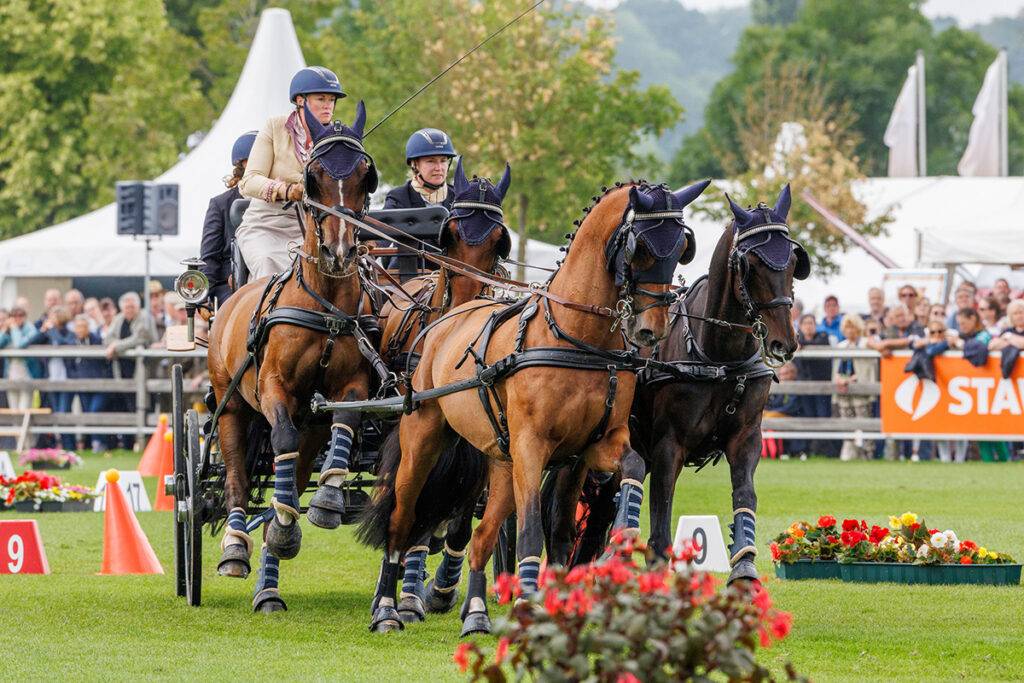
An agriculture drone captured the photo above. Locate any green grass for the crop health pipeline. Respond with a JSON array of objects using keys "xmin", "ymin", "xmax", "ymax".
[{"xmin": 2, "ymin": 452, "xmax": 1024, "ymax": 682}]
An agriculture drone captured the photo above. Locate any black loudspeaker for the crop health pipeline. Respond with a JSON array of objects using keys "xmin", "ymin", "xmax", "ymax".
[
  {"xmin": 116, "ymin": 181, "xmax": 145, "ymax": 235},
  {"xmin": 116, "ymin": 181, "xmax": 179, "ymax": 236}
]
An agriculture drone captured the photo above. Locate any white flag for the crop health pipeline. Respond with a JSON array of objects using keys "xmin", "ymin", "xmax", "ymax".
[
  {"xmin": 884, "ymin": 65, "xmax": 920, "ymax": 177},
  {"xmin": 958, "ymin": 53, "xmax": 1006, "ymax": 177}
]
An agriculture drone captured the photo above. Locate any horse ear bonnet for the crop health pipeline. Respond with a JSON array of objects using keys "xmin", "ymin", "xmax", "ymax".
[
  {"xmin": 443, "ymin": 159, "xmax": 511, "ymax": 259},
  {"xmin": 305, "ymin": 100, "xmax": 377, "ymax": 194},
  {"xmin": 729, "ymin": 183, "xmax": 808, "ymax": 280}
]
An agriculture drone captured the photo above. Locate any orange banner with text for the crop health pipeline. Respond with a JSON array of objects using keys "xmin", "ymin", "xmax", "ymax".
[{"xmin": 880, "ymin": 355, "xmax": 1024, "ymax": 435}]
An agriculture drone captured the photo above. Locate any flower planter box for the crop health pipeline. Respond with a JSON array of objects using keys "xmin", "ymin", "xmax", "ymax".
[
  {"xmin": 62, "ymin": 500, "xmax": 95, "ymax": 513},
  {"xmin": 775, "ymin": 560, "xmax": 842, "ymax": 580},
  {"xmin": 29, "ymin": 461, "xmax": 71, "ymax": 470},
  {"xmin": 840, "ymin": 562, "xmax": 1022, "ymax": 586},
  {"xmin": 38, "ymin": 500, "xmax": 63, "ymax": 512},
  {"xmin": 13, "ymin": 500, "xmax": 37, "ymax": 512}
]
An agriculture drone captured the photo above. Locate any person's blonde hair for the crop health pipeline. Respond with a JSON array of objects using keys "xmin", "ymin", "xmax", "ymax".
[
  {"xmin": 841, "ymin": 314, "xmax": 865, "ymax": 337},
  {"xmin": 1006, "ymin": 299, "xmax": 1024, "ymax": 319}
]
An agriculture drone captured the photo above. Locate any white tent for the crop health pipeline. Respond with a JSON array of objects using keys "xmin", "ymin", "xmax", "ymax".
[
  {"xmin": 678, "ymin": 176, "xmax": 1024, "ymax": 315},
  {"xmin": 0, "ymin": 7, "xmax": 562, "ymax": 300}
]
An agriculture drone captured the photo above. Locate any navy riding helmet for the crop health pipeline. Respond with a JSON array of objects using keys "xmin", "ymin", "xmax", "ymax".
[
  {"xmin": 231, "ymin": 130, "xmax": 258, "ymax": 165},
  {"xmin": 289, "ymin": 66, "xmax": 346, "ymax": 103},
  {"xmin": 405, "ymin": 128, "xmax": 457, "ymax": 164}
]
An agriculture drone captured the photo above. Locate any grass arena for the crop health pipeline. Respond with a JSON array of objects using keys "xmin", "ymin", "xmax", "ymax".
[{"xmin": 4, "ymin": 452, "xmax": 1022, "ymax": 681}]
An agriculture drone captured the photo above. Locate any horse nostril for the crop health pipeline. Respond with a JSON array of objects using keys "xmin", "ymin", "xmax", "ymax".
[{"xmin": 637, "ymin": 328, "xmax": 657, "ymax": 346}]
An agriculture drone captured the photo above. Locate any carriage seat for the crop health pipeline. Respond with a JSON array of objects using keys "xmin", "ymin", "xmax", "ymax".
[
  {"xmin": 363, "ymin": 206, "xmax": 450, "ymax": 282},
  {"xmin": 229, "ymin": 198, "xmax": 251, "ymax": 291}
]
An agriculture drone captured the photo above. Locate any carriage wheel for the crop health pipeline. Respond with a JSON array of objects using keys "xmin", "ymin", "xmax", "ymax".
[
  {"xmin": 492, "ymin": 514, "xmax": 517, "ymax": 579},
  {"xmin": 171, "ymin": 365, "xmax": 186, "ymax": 598},
  {"xmin": 184, "ymin": 408, "xmax": 204, "ymax": 607}
]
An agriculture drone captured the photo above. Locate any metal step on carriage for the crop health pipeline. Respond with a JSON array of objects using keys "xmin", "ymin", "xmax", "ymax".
[{"xmin": 164, "ymin": 203, "xmax": 525, "ymax": 606}]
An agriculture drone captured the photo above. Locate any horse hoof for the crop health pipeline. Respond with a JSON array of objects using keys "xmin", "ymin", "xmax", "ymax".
[
  {"xmin": 460, "ymin": 611, "xmax": 491, "ymax": 637},
  {"xmin": 307, "ymin": 485, "xmax": 345, "ymax": 530},
  {"xmin": 727, "ymin": 558, "xmax": 760, "ymax": 586},
  {"xmin": 253, "ymin": 589, "xmax": 287, "ymax": 614},
  {"xmin": 424, "ymin": 580, "xmax": 459, "ymax": 614},
  {"xmin": 398, "ymin": 595, "xmax": 425, "ymax": 623},
  {"xmin": 266, "ymin": 518, "xmax": 302, "ymax": 560},
  {"xmin": 217, "ymin": 545, "xmax": 251, "ymax": 578},
  {"xmin": 305, "ymin": 505, "xmax": 343, "ymax": 530},
  {"xmin": 370, "ymin": 605, "xmax": 404, "ymax": 633}
]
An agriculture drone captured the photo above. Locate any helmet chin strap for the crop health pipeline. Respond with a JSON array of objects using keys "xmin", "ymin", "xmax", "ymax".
[{"xmin": 414, "ymin": 168, "xmax": 444, "ymax": 191}]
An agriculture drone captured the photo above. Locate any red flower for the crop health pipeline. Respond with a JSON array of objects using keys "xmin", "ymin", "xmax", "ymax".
[
  {"xmin": 453, "ymin": 643, "xmax": 472, "ymax": 673},
  {"xmin": 826, "ymin": 535, "xmax": 839, "ymax": 544},
  {"xmin": 841, "ymin": 519, "xmax": 859, "ymax": 532},
  {"xmin": 675, "ymin": 538, "xmax": 700, "ymax": 562},
  {"xmin": 494, "ymin": 637, "xmax": 510, "ymax": 664},
  {"xmin": 769, "ymin": 542, "xmax": 781, "ymax": 561},
  {"xmin": 817, "ymin": 515, "xmax": 836, "ymax": 528},
  {"xmin": 960, "ymin": 556, "xmax": 973, "ymax": 565},
  {"xmin": 758, "ymin": 627, "xmax": 771, "ymax": 648},
  {"xmin": 544, "ymin": 589, "xmax": 563, "ymax": 616},
  {"xmin": 752, "ymin": 585, "xmax": 772, "ymax": 613},
  {"xmin": 564, "ymin": 588, "xmax": 593, "ymax": 616},
  {"xmin": 492, "ymin": 573, "xmax": 521, "ymax": 605},
  {"xmin": 689, "ymin": 572, "xmax": 717, "ymax": 603},
  {"xmin": 770, "ymin": 611, "xmax": 793, "ymax": 640},
  {"xmin": 961, "ymin": 540, "xmax": 978, "ymax": 551},
  {"xmin": 868, "ymin": 525, "xmax": 889, "ymax": 544},
  {"xmin": 909, "ymin": 523, "xmax": 921, "ymax": 533},
  {"xmin": 840, "ymin": 531, "xmax": 867, "ymax": 547},
  {"xmin": 638, "ymin": 571, "xmax": 668, "ymax": 595},
  {"xmin": 565, "ymin": 565, "xmax": 591, "ymax": 586},
  {"xmin": 928, "ymin": 528, "xmax": 939, "ymax": 535},
  {"xmin": 783, "ymin": 537, "xmax": 795, "ymax": 545},
  {"xmin": 616, "ymin": 674, "xmax": 641, "ymax": 683}
]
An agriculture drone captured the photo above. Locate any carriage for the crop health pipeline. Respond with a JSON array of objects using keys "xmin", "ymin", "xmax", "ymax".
[{"xmin": 165, "ymin": 202, "xmax": 522, "ymax": 606}]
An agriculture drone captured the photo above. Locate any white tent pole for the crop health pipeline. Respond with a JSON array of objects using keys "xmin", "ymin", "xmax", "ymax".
[
  {"xmin": 916, "ymin": 50, "xmax": 927, "ymax": 177},
  {"xmin": 1000, "ymin": 49, "xmax": 1009, "ymax": 177}
]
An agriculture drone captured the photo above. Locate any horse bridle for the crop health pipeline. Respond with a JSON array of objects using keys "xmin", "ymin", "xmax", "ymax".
[
  {"xmin": 604, "ymin": 205, "xmax": 691, "ymax": 330},
  {"xmin": 728, "ymin": 218, "xmax": 798, "ymax": 368}
]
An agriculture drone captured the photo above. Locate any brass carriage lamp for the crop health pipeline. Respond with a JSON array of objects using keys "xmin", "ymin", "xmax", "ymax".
[{"xmin": 174, "ymin": 258, "xmax": 209, "ymax": 345}]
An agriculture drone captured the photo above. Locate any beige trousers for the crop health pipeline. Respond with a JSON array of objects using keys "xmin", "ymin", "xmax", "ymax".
[{"xmin": 235, "ymin": 198, "xmax": 302, "ymax": 279}]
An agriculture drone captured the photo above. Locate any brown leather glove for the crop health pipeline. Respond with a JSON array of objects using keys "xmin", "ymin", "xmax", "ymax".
[{"xmin": 285, "ymin": 183, "xmax": 303, "ymax": 202}]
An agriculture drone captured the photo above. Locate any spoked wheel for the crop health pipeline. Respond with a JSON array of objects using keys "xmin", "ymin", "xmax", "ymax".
[
  {"xmin": 183, "ymin": 408, "xmax": 203, "ymax": 607},
  {"xmin": 492, "ymin": 514, "xmax": 517, "ymax": 579},
  {"xmin": 171, "ymin": 365, "xmax": 186, "ymax": 598}
]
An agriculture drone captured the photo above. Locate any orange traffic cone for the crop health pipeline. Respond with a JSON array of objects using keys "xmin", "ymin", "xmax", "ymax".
[
  {"xmin": 154, "ymin": 431, "xmax": 175, "ymax": 512},
  {"xmin": 100, "ymin": 469, "xmax": 163, "ymax": 575},
  {"xmin": 138, "ymin": 414, "xmax": 168, "ymax": 476}
]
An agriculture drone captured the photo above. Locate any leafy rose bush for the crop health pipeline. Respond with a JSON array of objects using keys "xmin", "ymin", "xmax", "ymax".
[
  {"xmin": 769, "ymin": 515, "xmax": 841, "ymax": 563},
  {"xmin": 454, "ymin": 538, "xmax": 803, "ymax": 682}
]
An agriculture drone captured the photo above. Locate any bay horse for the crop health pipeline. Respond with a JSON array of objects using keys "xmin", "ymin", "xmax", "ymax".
[
  {"xmin": 374, "ymin": 159, "xmax": 512, "ymax": 623},
  {"xmin": 359, "ymin": 180, "xmax": 710, "ymax": 634},
  {"xmin": 576, "ymin": 185, "xmax": 808, "ymax": 584},
  {"xmin": 206, "ymin": 101, "xmax": 379, "ymax": 613}
]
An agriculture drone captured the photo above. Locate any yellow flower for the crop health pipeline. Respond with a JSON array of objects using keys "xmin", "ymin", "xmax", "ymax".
[
  {"xmin": 889, "ymin": 516, "xmax": 901, "ymax": 529},
  {"xmin": 901, "ymin": 512, "xmax": 918, "ymax": 526},
  {"xmin": 978, "ymin": 548, "xmax": 989, "ymax": 559}
]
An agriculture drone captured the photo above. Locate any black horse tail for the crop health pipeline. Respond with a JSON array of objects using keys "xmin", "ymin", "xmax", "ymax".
[{"xmin": 355, "ymin": 427, "xmax": 489, "ymax": 551}]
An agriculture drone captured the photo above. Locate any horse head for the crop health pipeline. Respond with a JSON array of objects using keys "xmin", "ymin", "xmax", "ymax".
[
  {"xmin": 725, "ymin": 184, "xmax": 809, "ymax": 365},
  {"xmin": 441, "ymin": 157, "xmax": 512, "ymax": 274},
  {"xmin": 303, "ymin": 100, "xmax": 379, "ymax": 274},
  {"xmin": 600, "ymin": 180, "xmax": 708, "ymax": 347}
]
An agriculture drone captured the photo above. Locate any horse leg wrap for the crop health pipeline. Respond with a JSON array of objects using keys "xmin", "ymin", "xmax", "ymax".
[
  {"xmin": 729, "ymin": 507, "xmax": 757, "ymax": 564},
  {"xmin": 400, "ymin": 545, "xmax": 429, "ymax": 600},
  {"xmin": 370, "ymin": 555, "xmax": 404, "ymax": 633},
  {"xmin": 459, "ymin": 570, "xmax": 491, "ymax": 637},
  {"xmin": 252, "ymin": 545, "xmax": 287, "ymax": 613},
  {"xmin": 425, "ymin": 543, "xmax": 465, "ymax": 614},
  {"xmin": 518, "ymin": 556, "xmax": 542, "ymax": 596},
  {"xmin": 218, "ymin": 508, "xmax": 253, "ymax": 578},
  {"xmin": 270, "ymin": 452, "xmax": 300, "ymax": 525},
  {"xmin": 318, "ymin": 423, "xmax": 354, "ymax": 487},
  {"xmin": 612, "ymin": 478, "xmax": 644, "ymax": 539}
]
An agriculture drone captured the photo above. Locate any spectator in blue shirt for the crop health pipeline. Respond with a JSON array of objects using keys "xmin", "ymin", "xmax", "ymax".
[{"xmin": 817, "ymin": 295, "xmax": 844, "ymax": 342}]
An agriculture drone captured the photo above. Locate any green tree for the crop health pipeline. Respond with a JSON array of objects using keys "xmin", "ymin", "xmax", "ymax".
[
  {"xmin": 0, "ymin": 0, "xmax": 211, "ymax": 238},
  {"xmin": 672, "ymin": 0, "xmax": 1024, "ymax": 181},
  {"xmin": 318, "ymin": 0, "xmax": 681, "ymax": 276},
  {"xmin": 751, "ymin": 0, "xmax": 802, "ymax": 26}
]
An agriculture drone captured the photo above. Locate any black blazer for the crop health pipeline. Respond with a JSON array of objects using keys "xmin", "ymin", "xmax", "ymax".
[
  {"xmin": 199, "ymin": 186, "xmax": 241, "ymax": 301},
  {"xmin": 383, "ymin": 181, "xmax": 454, "ymax": 210}
]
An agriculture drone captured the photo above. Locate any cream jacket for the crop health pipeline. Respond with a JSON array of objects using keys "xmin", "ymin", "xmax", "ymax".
[{"xmin": 239, "ymin": 114, "xmax": 305, "ymax": 203}]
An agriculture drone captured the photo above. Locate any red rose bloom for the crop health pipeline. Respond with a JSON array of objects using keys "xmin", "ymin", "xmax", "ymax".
[
  {"xmin": 841, "ymin": 519, "xmax": 859, "ymax": 532},
  {"xmin": 817, "ymin": 515, "xmax": 836, "ymax": 528},
  {"xmin": 961, "ymin": 540, "xmax": 978, "ymax": 551},
  {"xmin": 869, "ymin": 525, "xmax": 889, "ymax": 544},
  {"xmin": 960, "ymin": 556, "xmax": 973, "ymax": 565}
]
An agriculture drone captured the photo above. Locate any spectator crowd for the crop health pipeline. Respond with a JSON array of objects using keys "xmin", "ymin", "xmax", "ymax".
[
  {"xmin": 767, "ymin": 277, "xmax": 1024, "ymax": 463},
  {"xmin": 0, "ymin": 281, "xmax": 195, "ymax": 452}
]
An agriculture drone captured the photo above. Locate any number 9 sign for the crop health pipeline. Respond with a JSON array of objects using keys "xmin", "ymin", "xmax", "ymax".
[
  {"xmin": 0, "ymin": 520, "xmax": 49, "ymax": 574},
  {"xmin": 672, "ymin": 515, "xmax": 731, "ymax": 573}
]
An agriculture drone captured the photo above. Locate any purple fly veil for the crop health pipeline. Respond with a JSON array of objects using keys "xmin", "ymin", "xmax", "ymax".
[
  {"xmin": 306, "ymin": 100, "xmax": 371, "ymax": 182},
  {"xmin": 727, "ymin": 184, "xmax": 796, "ymax": 272},
  {"xmin": 449, "ymin": 160, "xmax": 512, "ymax": 246}
]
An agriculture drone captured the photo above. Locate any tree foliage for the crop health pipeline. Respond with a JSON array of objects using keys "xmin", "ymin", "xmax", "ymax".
[
  {"xmin": 0, "ymin": 0, "xmax": 211, "ymax": 238},
  {"xmin": 317, "ymin": 0, "xmax": 681, "ymax": 274},
  {"xmin": 672, "ymin": 0, "xmax": 1024, "ymax": 182}
]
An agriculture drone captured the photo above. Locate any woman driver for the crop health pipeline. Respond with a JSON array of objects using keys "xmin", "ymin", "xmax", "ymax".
[{"xmin": 235, "ymin": 66, "xmax": 345, "ymax": 279}]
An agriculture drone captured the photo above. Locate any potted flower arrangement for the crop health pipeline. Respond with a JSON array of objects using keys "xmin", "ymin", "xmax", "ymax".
[
  {"xmin": 838, "ymin": 512, "xmax": 1020, "ymax": 586},
  {"xmin": 18, "ymin": 448, "xmax": 83, "ymax": 470},
  {"xmin": 61, "ymin": 484, "xmax": 100, "ymax": 512},
  {"xmin": 769, "ymin": 515, "xmax": 844, "ymax": 579},
  {"xmin": 0, "ymin": 471, "xmax": 100, "ymax": 512}
]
